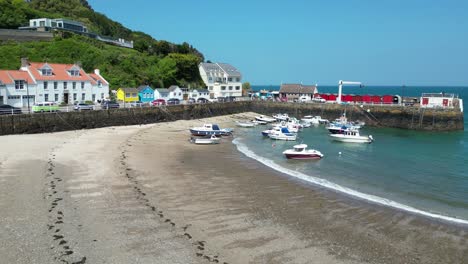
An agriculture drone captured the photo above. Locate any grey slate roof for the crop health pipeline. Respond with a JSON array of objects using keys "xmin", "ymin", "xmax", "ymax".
[
  {"xmin": 200, "ymin": 62, "xmax": 242, "ymax": 78},
  {"xmin": 120, "ymin": 87, "xmax": 139, "ymax": 93},
  {"xmin": 195, "ymin": 89, "xmax": 209, "ymax": 93},
  {"xmin": 168, "ymin": 85, "xmax": 180, "ymax": 92},
  {"xmin": 138, "ymin": 85, "xmax": 153, "ymax": 92},
  {"xmin": 279, "ymin": 84, "xmax": 317, "ymax": 94},
  {"xmin": 155, "ymin": 88, "xmax": 169, "ymax": 93}
]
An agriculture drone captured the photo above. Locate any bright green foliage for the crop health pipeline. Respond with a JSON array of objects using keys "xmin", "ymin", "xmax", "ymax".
[{"xmin": 0, "ymin": 0, "xmax": 205, "ymax": 89}]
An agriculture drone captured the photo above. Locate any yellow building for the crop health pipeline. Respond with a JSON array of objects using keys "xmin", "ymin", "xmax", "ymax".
[{"xmin": 116, "ymin": 87, "xmax": 139, "ymax": 102}]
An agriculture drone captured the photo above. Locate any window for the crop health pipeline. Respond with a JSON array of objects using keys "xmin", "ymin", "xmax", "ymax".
[
  {"xmin": 229, "ymin": 86, "xmax": 233, "ymax": 90},
  {"xmin": 63, "ymin": 82, "xmax": 68, "ymax": 89},
  {"xmin": 81, "ymin": 82, "xmax": 85, "ymax": 89},
  {"xmin": 101, "ymin": 93, "xmax": 104, "ymax": 99},
  {"xmin": 92, "ymin": 94, "xmax": 96, "ymax": 101},
  {"xmin": 73, "ymin": 93, "xmax": 77, "ymax": 101},
  {"xmin": 179, "ymin": 92, "xmax": 181, "ymax": 96},
  {"xmin": 72, "ymin": 82, "xmax": 76, "ymax": 89},
  {"xmin": 236, "ymin": 78, "xmax": 240, "ymax": 82},
  {"xmin": 208, "ymin": 77, "xmax": 213, "ymax": 81},
  {"xmin": 209, "ymin": 86, "xmax": 213, "ymax": 90},
  {"xmin": 236, "ymin": 86, "xmax": 240, "ymax": 90},
  {"xmin": 132, "ymin": 93, "xmax": 137, "ymax": 97},
  {"xmin": 44, "ymin": 81, "xmax": 48, "ymax": 90},
  {"xmin": 44, "ymin": 94, "xmax": 49, "ymax": 101},
  {"xmin": 221, "ymin": 86, "xmax": 226, "ymax": 91},
  {"xmin": 41, "ymin": 69, "xmax": 52, "ymax": 76},
  {"xmin": 33, "ymin": 21, "xmax": 37, "ymax": 27},
  {"xmin": 8, "ymin": 95, "xmax": 20, "ymax": 99},
  {"xmin": 54, "ymin": 94, "xmax": 59, "ymax": 101},
  {"xmin": 97, "ymin": 81, "xmax": 102, "ymax": 87},
  {"xmin": 125, "ymin": 93, "xmax": 130, "ymax": 97},
  {"xmin": 70, "ymin": 70, "xmax": 80, "ymax": 76},
  {"xmin": 82, "ymin": 93, "xmax": 85, "ymax": 101},
  {"xmin": 228, "ymin": 77, "xmax": 232, "ymax": 82},
  {"xmin": 54, "ymin": 82, "xmax": 58, "ymax": 90},
  {"xmin": 14, "ymin": 80, "xmax": 25, "ymax": 90}
]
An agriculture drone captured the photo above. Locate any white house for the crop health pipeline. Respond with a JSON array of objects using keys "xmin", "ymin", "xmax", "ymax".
[
  {"xmin": 198, "ymin": 62, "xmax": 242, "ymax": 99},
  {"xmin": 189, "ymin": 89, "xmax": 210, "ymax": 101},
  {"xmin": 168, "ymin": 85, "xmax": 184, "ymax": 100},
  {"xmin": 26, "ymin": 18, "xmax": 88, "ymax": 33},
  {"xmin": 154, "ymin": 88, "xmax": 170, "ymax": 101},
  {"xmin": 0, "ymin": 58, "xmax": 109, "ymax": 107}
]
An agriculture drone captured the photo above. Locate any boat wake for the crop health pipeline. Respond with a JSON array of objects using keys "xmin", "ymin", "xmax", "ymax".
[{"xmin": 232, "ymin": 138, "xmax": 468, "ymax": 225}]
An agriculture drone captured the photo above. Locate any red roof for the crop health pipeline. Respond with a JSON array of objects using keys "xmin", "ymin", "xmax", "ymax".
[
  {"xmin": 27, "ymin": 62, "xmax": 94, "ymax": 82},
  {"xmin": 0, "ymin": 70, "xmax": 35, "ymax": 84},
  {"xmin": 89, "ymin": 73, "xmax": 108, "ymax": 85}
]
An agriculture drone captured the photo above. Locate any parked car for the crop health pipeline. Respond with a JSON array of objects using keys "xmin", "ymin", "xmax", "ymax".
[
  {"xmin": 0, "ymin": 104, "xmax": 22, "ymax": 115},
  {"xmin": 73, "ymin": 102, "xmax": 94, "ymax": 111},
  {"xmin": 197, "ymin": 98, "xmax": 209, "ymax": 104},
  {"xmin": 32, "ymin": 102, "xmax": 59, "ymax": 113},
  {"xmin": 218, "ymin": 96, "xmax": 236, "ymax": 102},
  {"xmin": 167, "ymin": 98, "xmax": 180, "ymax": 105},
  {"xmin": 129, "ymin": 101, "xmax": 145, "ymax": 107},
  {"xmin": 187, "ymin": 98, "xmax": 196, "ymax": 104},
  {"xmin": 152, "ymin": 99, "xmax": 166, "ymax": 106},
  {"xmin": 312, "ymin": 96, "xmax": 326, "ymax": 103},
  {"xmin": 101, "ymin": 101, "xmax": 120, "ymax": 109}
]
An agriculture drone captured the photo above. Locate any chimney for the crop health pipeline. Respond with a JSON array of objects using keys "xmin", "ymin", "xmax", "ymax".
[
  {"xmin": 21, "ymin": 58, "xmax": 30, "ymax": 67},
  {"xmin": 94, "ymin": 69, "xmax": 100, "ymax": 75}
]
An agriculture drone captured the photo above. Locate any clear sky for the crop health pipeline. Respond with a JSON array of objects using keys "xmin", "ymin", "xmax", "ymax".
[{"xmin": 88, "ymin": 0, "xmax": 468, "ymax": 86}]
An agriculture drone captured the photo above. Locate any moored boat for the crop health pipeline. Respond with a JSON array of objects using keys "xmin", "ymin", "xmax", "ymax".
[
  {"xmin": 255, "ymin": 115, "xmax": 276, "ymax": 123},
  {"xmin": 283, "ymin": 144, "xmax": 324, "ymax": 159},
  {"xmin": 329, "ymin": 128, "xmax": 374, "ymax": 143},
  {"xmin": 273, "ymin": 113, "xmax": 290, "ymax": 121},
  {"xmin": 236, "ymin": 121, "xmax": 257, "ymax": 128},
  {"xmin": 190, "ymin": 135, "xmax": 221, "ymax": 144},
  {"xmin": 269, "ymin": 127, "xmax": 297, "ymax": 141},
  {"xmin": 189, "ymin": 124, "xmax": 233, "ymax": 136}
]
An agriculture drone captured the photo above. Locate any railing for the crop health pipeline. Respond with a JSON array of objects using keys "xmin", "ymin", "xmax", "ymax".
[{"xmin": 421, "ymin": 93, "xmax": 458, "ymax": 98}]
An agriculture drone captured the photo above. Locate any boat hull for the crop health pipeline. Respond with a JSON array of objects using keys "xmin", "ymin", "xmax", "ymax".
[
  {"xmin": 189, "ymin": 129, "xmax": 231, "ymax": 136},
  {"xmin": 329, "ymin": 134, "xmax": 372, "ymax": 143},
  {"xmin": 284, "ymin": 153, "xmax": 323, "ymax": 159},
  {"xmin": 269, "ymin": 134, "xmax": 297, "ymax": 141}
]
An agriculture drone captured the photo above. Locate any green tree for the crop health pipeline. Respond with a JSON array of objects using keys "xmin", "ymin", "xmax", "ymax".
[{"xmin": 242, "ymin": 82, "xmax": 251, "ymax": 96}]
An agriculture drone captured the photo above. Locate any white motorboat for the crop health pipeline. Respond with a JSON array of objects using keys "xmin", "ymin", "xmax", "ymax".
[
  {"xmin": 329, "ymin": 129, "xmax": 374, "ymax": 143},
  {"xmin": 271, "ymin": 121, "xmax": 300, "ymax": 133},
  {"xmin": 273, "ymin": 113, "xmax": 290, "ymax": 121},
  {"xmin": 269, "ymin": 127, "xmax": 297, "ymax": 141},
  {"xmin": 301, "ymin": 115, "xmax": 328, "ymax": 125},
  {"xmin": 283, "ymin": 144, "xmax": 324, "ymax": 159},
  {"xmin": 190, "ymin": 135, "xmax": 221, "ymax": 145},
  {"xmin": 299, "ymin": 121, "xmax": 311, "ymax": 128},
  {"xmin": 236, "ymin": 121, "xmax": 257, "ymax": 128},
  {"xmin": 255, "ymin": 115, "xmax": 276, "ymax": 123},
  {"xmin": 189, "ymin": 123, "xmax": 233, "ymax": 136},
  {"xmin": 252, "ymin": 120, "xmax": 268, "ymax": 125}
]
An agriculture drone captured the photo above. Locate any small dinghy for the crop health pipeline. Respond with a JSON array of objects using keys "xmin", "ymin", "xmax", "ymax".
[
  {"xmin": 236, "ymin": 121, "xmax": 257, "ymax": 128},
  {"xmin": 190, "ymin": 135, "xmax": 220, "ymax": 145}
]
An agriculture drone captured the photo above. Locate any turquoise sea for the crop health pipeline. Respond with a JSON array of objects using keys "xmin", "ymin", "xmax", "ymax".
[{"xmin": 234, "ymin": 85, "xmax": 468, "ymax": 224}]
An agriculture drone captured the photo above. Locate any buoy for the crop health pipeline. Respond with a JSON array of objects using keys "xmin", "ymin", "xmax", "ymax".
[{"xmin": 338, "ymin": 152, "xmax": 342, "ymax": 155}]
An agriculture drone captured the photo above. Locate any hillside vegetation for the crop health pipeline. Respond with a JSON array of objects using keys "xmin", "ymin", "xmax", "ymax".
[{"xmin": 0, "ymin": 0, "xmax": 205, "ymax": 88}]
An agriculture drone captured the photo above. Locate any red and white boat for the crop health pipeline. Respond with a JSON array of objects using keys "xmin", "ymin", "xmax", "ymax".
[{"xmin": 283, "ymin": 144, "xmax": 324, "ymax": 160}]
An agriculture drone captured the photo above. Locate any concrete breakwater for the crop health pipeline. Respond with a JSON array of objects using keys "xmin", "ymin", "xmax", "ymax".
[
  {"xmin": 0, "ymin": 101, "xmax": 463, "ymax": 135},
  {"xmin": 250, "ymin": 101, "xmax": 464, "ymax": 131}
]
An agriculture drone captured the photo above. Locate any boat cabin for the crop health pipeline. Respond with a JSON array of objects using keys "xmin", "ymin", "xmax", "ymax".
[{"xmin": 293, "ymin": 144, "xmax": 307, "ymax": 152}]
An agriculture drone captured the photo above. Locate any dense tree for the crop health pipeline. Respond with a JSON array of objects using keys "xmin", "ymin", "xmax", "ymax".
[{"xmin": 242, "ymin": 82, "xmax": 252, "ymax": 96}]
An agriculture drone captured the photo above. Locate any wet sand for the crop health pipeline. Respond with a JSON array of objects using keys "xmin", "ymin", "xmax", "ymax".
[{"xmin": 0, "ymin": 113, "xmax": 467, "ymax": 263}]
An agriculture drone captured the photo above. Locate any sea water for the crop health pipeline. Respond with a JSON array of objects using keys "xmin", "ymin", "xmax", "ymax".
[{"xmin": 234, "ymin": 86, "xmax": 468, "ymax": 223}]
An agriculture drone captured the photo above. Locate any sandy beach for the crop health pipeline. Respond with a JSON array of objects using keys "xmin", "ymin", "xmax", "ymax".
[{"xmin": 1, "ymin": 113, "xmax": 467, "ymax": 264}]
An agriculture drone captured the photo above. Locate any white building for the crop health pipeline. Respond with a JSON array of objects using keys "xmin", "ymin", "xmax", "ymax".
[
  {"xmin": 0, "ymin": 59, "xmax": 109, "ymax": 107},
  {"xmin": 198, "ymin": 62, "xmax": 242, "ymax": 99},
  {"xmin": 420, "ymin": 93, "xmax": 459, "ymax": 109},
  {"xmin": 168, "ymin": 85, "xmax": 184, "ymax": 100},
  {"xmin": 27, "ymin": 18, "xmax": 88, "ymax": 33},
  {"xmin": 189, "ymin": 89, "xmax": 210, "ymax": 101},
  {"xmin": 154, "ymin": 88, "xmax": 170, "ymax": 101}
]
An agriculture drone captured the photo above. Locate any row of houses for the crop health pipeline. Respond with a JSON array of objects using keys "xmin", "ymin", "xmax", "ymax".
[
  {"xmin": 115, "ymin": 85, "xmax": 211, "ymax": 103},
  {"xmin": 0, "ymin": 59, "xmax": 110, "ymax": 107}
]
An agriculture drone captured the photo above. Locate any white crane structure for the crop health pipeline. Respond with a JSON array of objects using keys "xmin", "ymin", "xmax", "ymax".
[{"xmin": 337, "ymin": 80, "xmax": 362, "ymax": 104}]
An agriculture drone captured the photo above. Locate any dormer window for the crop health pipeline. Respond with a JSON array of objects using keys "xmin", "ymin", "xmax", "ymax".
[
  {"xmin": 41, "ymin": 69, "xmax": 52, "ymax": 76},
  {"xmin": 70, "ymin": 70, "xmax": 80, "ymax": 76}
]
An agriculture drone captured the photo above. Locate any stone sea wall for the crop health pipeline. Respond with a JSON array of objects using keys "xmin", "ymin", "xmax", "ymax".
[{"xmin": 0, "ymin": 101, "xmax": 463, "ymax": 135}]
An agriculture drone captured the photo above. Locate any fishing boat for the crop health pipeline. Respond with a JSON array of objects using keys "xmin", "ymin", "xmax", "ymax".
[
  {"xmin": 329, "ymin": 128, "xmax": 374, "ymax": 143},
  {"xmin": 190, "ymin": 135, "xmax": 220, "ymax": 145},
  {"xmin": 273, "ymin": 113, "xmax": 290, "ymax": 121},
  {"xmin": 236, "ymin": 121, "xmax": 257, "ymax": 128},
  {"xmin": 269, "ymin": 127, "xmax": 297, "ymax": 141},
  {"xmin": 255, "ymin": 115, "xmax": 276, "ymax": 123},
  {"xmin": 283, "ymin": 144, "xmax": 324, "ymax": 159},
  {"xmin": 189, "ymin": 124, "xmax": 233, "ymax": 136}
]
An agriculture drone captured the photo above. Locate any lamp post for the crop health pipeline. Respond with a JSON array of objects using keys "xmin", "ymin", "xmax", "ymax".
[{"xmin": 25, "ymin": 80, "xmax": 30, "ymax": 114}]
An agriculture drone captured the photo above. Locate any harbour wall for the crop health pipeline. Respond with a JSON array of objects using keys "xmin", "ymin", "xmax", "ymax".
[
  {"xmin": 0, "ymin": 101, "xmax": 463, "ymax": 135},
  {"xmin": 250, "ymin": 102, "xmax": 464, "ymax": 131}
]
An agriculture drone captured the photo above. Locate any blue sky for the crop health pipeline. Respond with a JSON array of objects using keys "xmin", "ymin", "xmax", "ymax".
[{"xmin": 88, "ymin": 0, "xmax": 468, "ymax": 86}]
